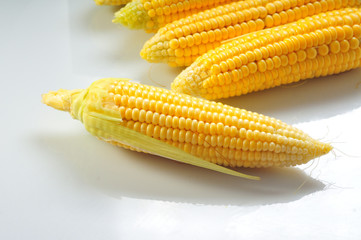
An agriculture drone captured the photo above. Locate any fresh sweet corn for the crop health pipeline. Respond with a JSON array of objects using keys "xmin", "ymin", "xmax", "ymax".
[
  {"xmin": 113, "ymin": 0, "xmax": 239, "ymax": 32},
  {"xmin": 42, "ymin": 78, "xmax": 332, "ymax": 179},
  {"xmin": 171, "ymin": 8, "xmax": 361, "ymax": 99},
  {"xmin": 94, "ymin": 0, "xmax": 130, "ymax": 5},
  {"xmin": 141, "ymin": 0, "xmax": 361, "ymax": 67}
]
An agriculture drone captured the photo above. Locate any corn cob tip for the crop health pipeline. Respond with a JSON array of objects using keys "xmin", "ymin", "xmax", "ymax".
[
  {"xmin": 113, "ymin": 0, "xmax": 150, "ymax": 30},
  {"xmin": 323, "ymin": 142, "xmax": 333, "ymax": 156},
  {"xmin": 171, "ymin": 63, "xmax": 208, "ymax": 97},
  {"xmin": 41, "ymin": 89, "xmax": 82, "ymax": 112},
  {"xmin": 316, "ymin": 141, "xmax": 333, "ymax": 158}
]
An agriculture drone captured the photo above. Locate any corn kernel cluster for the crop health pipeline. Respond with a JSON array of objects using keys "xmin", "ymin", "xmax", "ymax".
[
  {"xmin": 53, "ymin": 0, "xmax": 361, "ymax": 175},
  {"xmin": 141, "ymin": 0, "xmax": 361, "ymax": 67},
  {"xmin": 172, "ymin": 8, "xmax": 361, "ymax": 99},
  {"xmin": 102, "ymin": 79, "xmax": 331, "ymax": 168},
  {"xmin": 113, "ymin": 0, "xmax": 238, "ymax": 32}
]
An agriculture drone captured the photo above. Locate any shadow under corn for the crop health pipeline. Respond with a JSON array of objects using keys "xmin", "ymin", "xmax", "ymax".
[{"xmin": 36, "ymin": 132, "xmax": 325, "ymax": 207}]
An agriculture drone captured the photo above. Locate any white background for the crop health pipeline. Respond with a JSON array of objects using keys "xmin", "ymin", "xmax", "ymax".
[{"xmin": 1, "ymin": 1, "xmax": 361, "ymax": 239}]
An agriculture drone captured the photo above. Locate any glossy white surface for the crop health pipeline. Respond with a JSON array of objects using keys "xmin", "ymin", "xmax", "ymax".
[{"xmin": 1, "ymin": 1, "xmax": 361, "ymax": 239}]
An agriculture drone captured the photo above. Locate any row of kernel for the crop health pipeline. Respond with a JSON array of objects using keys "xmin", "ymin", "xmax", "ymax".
[
  {"xmin": 167, "ymin": 19, "xmax": 265, "ymax": 51},
  {"xmin": 142, "ymin": 0, "xmax": 236, "ymax": 12},
  {"xmin": 120, "ymin": 116, "xmax": 310, "ymax": 152},
  {"xmin": 206, "ymin": 47, "xmax": 361, "ymax": 96},
  {"xmin": 112, "ymin": 81, "xmax": 234, "ymax": 114},
  {"xmin": 207, "ymin": 8, "xmax": 360, "ymax": 66},
  {"xmin": 147, "ymin": 0, "xmax": 240, "ymax": 18},
  {"xmin": 107, "ymin": 80, "xmax": 311, "ymax": 143},
  {"xmin": 209, "ymin": 28, "xmax": 361, "ymax": 85},
  {"xmin": 161, "ymin": 0, "xmax": 266, "ymax": 34},
  {"xmin": 165, "ymin": 0, "xmax": 339, "ymax": 38},
  {"xmin": 114, "ymin": 98, "xmax": 291, "ymax": 136},
  {"xmin": 213, "ymin": 38, "xmax": 357, "ymax": 84},
  {"xmin": 167, "ymin": 140, "xmax": 308, "ymax": 166},
  {"xmin": 116, "ymin": 104, "xmax": 277, "ymax": 135},
  {"xmin": 109, "ymin": 81, "xmax": 303, "ymax": 135},
  {"xmin": 158, "ymin": 129, "xmax": 315, "ymax": 155},
  {"xmin": 210, "ymin": 22, "xmax": 354, "ymax": 74},
  {"xmin": 169, "ymin": 0, "xmax": 352, "ymax": 44}
]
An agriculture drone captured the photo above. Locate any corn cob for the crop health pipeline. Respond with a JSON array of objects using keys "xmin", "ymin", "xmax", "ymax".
[
  {"xmin": 94, "ymin": 0, "xmax": 130, "ymax": 5},
  {"xmin": 141, "ymin": 0, "xmax": 361, "ymax": 67},
  {"xmin": 113, "ymin": 0, "xmax": 239, "ymax": 32},
  {"xmin": 171, "ymin": 8, "xmax": 361, "ymax": 99},
  {"xmin": 42, "ymin": 78, "xmax": 332, "ymax": 179}
]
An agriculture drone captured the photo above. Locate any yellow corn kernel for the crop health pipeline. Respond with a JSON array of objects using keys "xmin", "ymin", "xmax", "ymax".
[
  {"xmin": 42, "ymin": 78, "xmax": 332, "ymax": 178},
  {"xmin": 113, "ymin": 0, "xmax": 239, "ymax": 32},
  {"xmin": 141, "ymin": 0, "xmax": 361, "ymax": 66},
  {"xmin": 171, "ymin": 8, "xmax": 361, "ymax": 99},
  {"xmin": 94, "ymin": 0, "xmax": 129, "ymax": 5}
]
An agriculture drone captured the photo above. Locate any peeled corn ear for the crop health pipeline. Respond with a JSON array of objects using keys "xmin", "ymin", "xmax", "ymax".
[
  {"xmin": 42, "ymin": 78, "xmax": 332, "ymax": 179},
  {"xmin": 172, "ymin": 8, "xmax": 361, "ymax": 99},
  {"xmin": 94, "ymin": 0, "xmax": 130, "ymax": 5}
]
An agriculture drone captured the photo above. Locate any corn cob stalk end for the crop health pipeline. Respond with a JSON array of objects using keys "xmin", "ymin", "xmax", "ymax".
[
  {"xmin": 113, "ymin": 0, "xmax": 151, "ymax": 30},
  {"xmin": 41, "ymin": 89, "xmax": 83, "ymax": 112}
]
